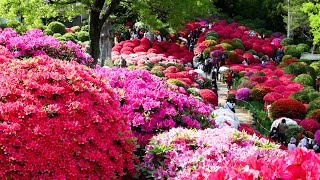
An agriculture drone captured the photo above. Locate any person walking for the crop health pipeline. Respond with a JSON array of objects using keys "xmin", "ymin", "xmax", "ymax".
[
  {"xmin": 224, "ymin": 98, "xmax": 236, "ymax": 113},
  {"xmin": 225, "ymin": 71, "xmax": 234, "ymax": 90},
  {"xmin": 277, "ymin": 119, "xmax": 289, "ymax": 144},
  {"xmin": 269, "ymin": 127, "xmax": 279, "ymax": 142}
]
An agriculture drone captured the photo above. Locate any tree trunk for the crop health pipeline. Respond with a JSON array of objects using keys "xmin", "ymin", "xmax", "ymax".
[
  {"xmin": 89, "ymin": 10, "xmax": 103, "ymax": 65},
  {"xmin": 99, "ymin": 18, "xmax": 114, "ymax": 66}
]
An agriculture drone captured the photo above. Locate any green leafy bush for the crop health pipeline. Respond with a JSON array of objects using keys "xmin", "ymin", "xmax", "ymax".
[
  {"xmin": 248, "ymin": 49, "xmax": 257, "ymax": 55},
  {"xmin": 150, "ymin": 67, "xmax": 165, "ymax": 77},
  {"xmin": 47, "ymin": 21, "xmax": 66, "ymax": 34},
  {"xmin": 76, "ymin": 31, "xmax": 90, "ymax": 42},
  {"xmin": 221, "ymin": 43, "xmax": 233, "ymax": 50},
  {"xmin": 284, "ymin": 125, "xmax": 304, "ymax": 143},
  {"xmin": 249, "ymin": 86, "xmax": 273, "ymax": 102},
  {"xmin": 293, "ymin": 74, "xmax": 314, "ymax": 87},
  {"xmin": 284, "ymin": 62, "xmax": 308, "ymax": 77},
  {"xmin": 299, "ymin": 59, "xmax": 312, "ymax": 65},
  {"xmin": 307, "ymin": 109, "xmax": 320, "ymax": 123},
  {"xmin": 71, "ymin": 26, "xmax": 81, "ymax": 32},
  {"xmin": 62, "ymin": 33, "xmax": 76, "ymax": 42},
  {"xmin": 284, "ymin": 45, "xmax": 302, "ymax": 58},
  {"xmin": 310, "ymin": 61, "xmax": 320, "ymax": 76},
  {"xmin": 232, "ymin": 38, "xmax": 244, "ymax": 45},
  {"xmin": 53, "ymin": 33, "xmax": 62, "ymax": 38},
  {"xmin": 308, "ymin": 91, "xmax": 320, "ymax": 102},
  {"xmin": 231, "ymin": 41, "xmax": 245, "ymax": 50},
  {"xmin": 280, "ymin": 38, "xmax": 294, "ymax": 46},
  {"xmin": 290, "ymin": 87, "xmax": 315, "ymax": 104},
  {"xmin": 205, "ymin": 31, "xmax": 219, "ymax": 38},
  {"xmin": 296, "ymin": 43, "xmax": 310, "ymax": 53},
  {"xmin": 187, "ymin": 88, "xmax": 200, "ymax": 97},
  {"xmin": 253, "ymin": 71, "xmax": 266, "ymax": 76},
  {"xmin": 307, "ymin": 99, "xmax": 320, "ymax": 113},
  {"xmin": 167, "ymin": 79, "xmax": 186, "ymax": 88},
  {"xmin": 44, "ymin": 28, "xmax": 54, "ymax": 35},
  {"xmin": 282, "ymin": 55, "xmax": 292, "ymax": 61},
  {"xmin": 81, "ymin": 25, "xmax": 90, "ymax": 32}
]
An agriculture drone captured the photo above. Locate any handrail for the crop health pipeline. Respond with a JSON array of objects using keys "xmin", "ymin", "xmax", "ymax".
[{"xmin": 236, "ymin": 100, "xmax": 270, "ymax": 134}]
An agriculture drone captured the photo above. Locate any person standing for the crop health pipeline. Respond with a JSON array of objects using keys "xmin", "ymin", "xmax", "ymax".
[
  {"xmin": 269, "ymin": 127, "xmax": 279, "ymax": 142},
  {"xmin": 277, "ymin": 119, "xmax": 289, "ymax": 144},
  {"xmin": 287, "ymin": 137, "xmax": 297, "ymax": 151},
  {"xmin": 298, "ymin": 132, "xmax": 309, "ymax": 148}
]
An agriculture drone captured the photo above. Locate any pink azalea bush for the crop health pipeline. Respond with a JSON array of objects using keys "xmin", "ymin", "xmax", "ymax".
[
  {"xmin": 180, "ymin": 147, "xmax": 320, "ymax": 179},
  {"xmin": 140, "ymin": 128, "xmax": 304, "ymax": 179},
  {"xmin": 94, "ymin": 67, "xmax": 214, "ymax": 146},
  {"xmin": 0, "ymin": 28, "xmax": 93, "ymax": 65},
  {"xmin": 0, "ymin": 56, "xmax": 135, "ymax": 179}
]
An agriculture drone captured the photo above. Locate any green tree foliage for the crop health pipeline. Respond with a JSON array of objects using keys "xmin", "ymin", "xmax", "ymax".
[
  {"xmin": 133, "ymin": 0, "xmax": 217, "ymax": 32},
  {"xmin": 0, "ymin": 0, "xmax": 218, "ymax": 65},
  {"xmin": 302, "ymin": 1, "xmax": 320, "ymax": 46}
]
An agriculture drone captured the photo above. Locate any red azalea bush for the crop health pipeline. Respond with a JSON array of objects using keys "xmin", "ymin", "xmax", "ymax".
[
  {"xmin": 269, "ymin": 98, "xmax": 306, "ymax": 120},
  {"xmin": 299, "ymin": 118, "xmax": 320, "ymax": 133},
  {"xmin": 250, "ymin": 76, "xmax": 268, "ymax": 83},
  {"xmin": 263, "ymin": 92, "xmax": 284, "ymax": 103},
  {"xmin": 0, "ymin": 56, "xmax": 135, "ymax": 179},
  {"xmin": 199, "ymin": 89, "xmax": 218, "ymax": 106}
]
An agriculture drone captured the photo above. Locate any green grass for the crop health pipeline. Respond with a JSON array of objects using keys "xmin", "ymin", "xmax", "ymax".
[{"xmin": 236, "ymin": 100, "xmax": 272, "ymax": 136}]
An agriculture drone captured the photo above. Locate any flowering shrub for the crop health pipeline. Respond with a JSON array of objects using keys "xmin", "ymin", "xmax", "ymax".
[
  {"xmin": 0, "ymin": 28, "xmax": 93, "ymax": 65},
  {"xmin": 0, "ymin": 45, "xmax": 14, "ymax": 63},
  {"xmin": 263, "ymin": 92, "xmax": 284, "ymax": 103},
  {"xmin": 236, "ymin": 88, "xmax": 251, "ymax": 100},
  {"xmin": 94, "ymin": 67, "xmax": 213, "ymax": 146},
  {"xmin": 250, "ymin": 75, "xmax": 268, "ymax": 83},
  {"xmin": 199, "ymin": 89, "xmax": 218, "ymax": 106},
  {"xmin": 141, "ymin": 128, "xmax": 290, "ymax": 179},
  {"xmin": 0, "ymin": 56, "xmax": 135, "ymax": 179},
  {"xmin": 249, "ymin": 86, "xmax": 273, "ymax": 102},
  {"xmin": 179, "ymin": 147, "xmax": 320, "ymax": 179},
  {"xmin": 269, "ymin": 98, "xmax": 306, "ymax": 120},
  {"xmin": 306, "ymin": 99, "xmax": 320, "ymax": 113},
  {"xmin": 299, "ymin": 118, "xmax": 320, "ymax": 133},
  {"xmin": 315, "ymin": 130, "xmax": 320, "ymax": 145}
]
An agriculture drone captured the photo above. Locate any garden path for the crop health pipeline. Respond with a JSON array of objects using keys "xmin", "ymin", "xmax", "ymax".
[{"xmin": 216, "ymin": 81, "xmax": 255, "ymax": 125}]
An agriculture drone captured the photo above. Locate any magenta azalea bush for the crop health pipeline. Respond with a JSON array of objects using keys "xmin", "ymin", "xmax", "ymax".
[
  {"xmin": 94, "ymin": 67, "xmax": 214, "ymax": 146},
  {"xmin": 0, "ymin": 28, "xmax": 92, "ymax": 65},
  {"xmin": 236, "ymin": 88, "xmax": 251, "ymax": 100},
  {"xmin": 140, "ymin": 128, "xmax": 305, "ymax": 179},
  {"xmin": 0, "ymin": 56, "xmax": 135, "ymax": 179}
]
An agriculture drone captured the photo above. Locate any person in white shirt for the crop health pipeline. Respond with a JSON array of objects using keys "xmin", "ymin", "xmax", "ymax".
[
  {"xmin": 287, "ymin": 137, "xmax": 297, "ymax": 151},
  {"xmin": 224, "ymin": 98, "xmax": 236, "ymax": 113},
  {"xmin": 298, "ymin": 132, "xmax": 309, "ymax": 148}
]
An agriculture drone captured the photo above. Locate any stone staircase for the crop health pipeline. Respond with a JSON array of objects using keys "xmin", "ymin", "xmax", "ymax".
[{"xmin": 216, "ymin": 81, "xmax": 254, "ymax": 125}]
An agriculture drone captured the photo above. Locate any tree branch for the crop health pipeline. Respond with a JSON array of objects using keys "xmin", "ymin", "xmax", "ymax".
[
  {"xmin": 100, "ymin": 0, "xmax": 121, "ymax": 22},
  {"xmin": 48, "ymin": 0, "xmax": 78, "ymax": 5}
]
